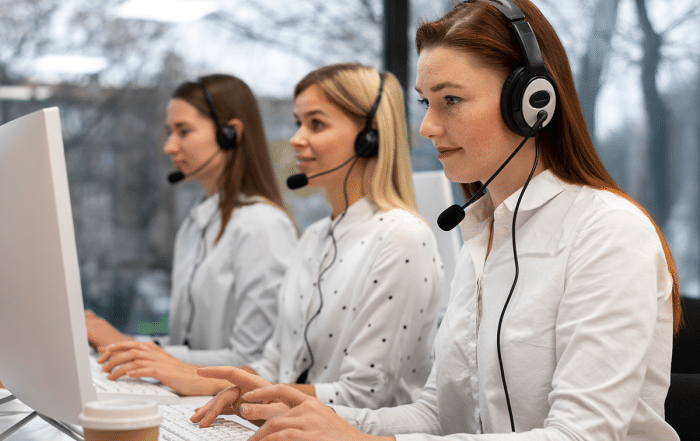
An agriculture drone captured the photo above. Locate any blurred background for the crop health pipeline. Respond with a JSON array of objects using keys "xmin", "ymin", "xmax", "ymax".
[{"xmin": 1, "ymin": 0, "xmax": 698, "ymax": 335}]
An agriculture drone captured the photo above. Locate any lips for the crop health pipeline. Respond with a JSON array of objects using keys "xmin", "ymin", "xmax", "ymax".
[
  {"xmin": 295, "ymin": 156, "xmax": 315, "ymax": 165},
  {"xmin": 436, "ymin": 147, "xmax": 461, "ymax": 159}
]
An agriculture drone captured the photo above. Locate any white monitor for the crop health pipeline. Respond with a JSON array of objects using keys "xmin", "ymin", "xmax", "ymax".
[{"xmin": 0, "ymin": 107, "xmax": 98, "ymax": 426}]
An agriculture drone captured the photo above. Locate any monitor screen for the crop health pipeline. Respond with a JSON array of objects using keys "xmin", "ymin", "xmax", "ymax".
[{"xmin": 0, "ymin": 107, "xmax": 98, "ymax": 425}]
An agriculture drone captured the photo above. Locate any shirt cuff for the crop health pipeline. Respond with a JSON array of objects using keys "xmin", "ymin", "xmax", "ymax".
[
  {"xmin": 314, "ymin": 383, "xmax": 337, "ymax": 405},
  {"xmin": 332, "ymin": 405, "xmax": 357, "ymax": 425}
]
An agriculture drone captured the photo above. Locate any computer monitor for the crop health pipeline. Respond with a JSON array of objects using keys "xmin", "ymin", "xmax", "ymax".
[{"xmin": 0, "ymin": 107, "xmax": 98, "ymax": 426}]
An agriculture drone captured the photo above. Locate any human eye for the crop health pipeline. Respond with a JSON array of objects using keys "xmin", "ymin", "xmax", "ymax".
[
  {"xmin": 445, "ymin": 96, "xmax": 461, "ymax": 106},
  {"xmin": 310, "ymin": 119, "xmax": 325, "ymax": 131},
  {"xmin": 417, "ymin": 98, "xmax": 429, "ymax": 109}
]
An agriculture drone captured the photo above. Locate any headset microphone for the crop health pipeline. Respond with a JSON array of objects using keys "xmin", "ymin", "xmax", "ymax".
[
  {"xmin": 167, "ymin": 150, "xmax": 221, "ymax": 185},
  {"xmin": 286, "ymin": 155, "xmax": 358, "ymax": 190},
  {"xmin": 437, "ymin": 110, "xmax": 549, "ymax": 231}
]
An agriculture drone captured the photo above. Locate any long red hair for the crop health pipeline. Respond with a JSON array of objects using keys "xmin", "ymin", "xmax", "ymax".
[{"xmin": 416, "ymin": 0, "xmax": 681, "ymax": 332}]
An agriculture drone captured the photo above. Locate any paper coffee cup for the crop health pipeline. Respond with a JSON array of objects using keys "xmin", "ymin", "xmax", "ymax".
[{"xmin": 79, "ymin": 399, "xmax": 161, "ymax": 441}]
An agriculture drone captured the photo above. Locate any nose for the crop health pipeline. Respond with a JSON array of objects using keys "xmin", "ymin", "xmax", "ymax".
[
  {"xmin": 163, "ymin": 133, "xmax": 178, "ymax": 155},
  {"xmin": 418, "ymin": 108, "xmax": 444, "ymax": 140},
  {"xmin": 289, "ymin": 127, "xmax": 306, "ymax": 150}
]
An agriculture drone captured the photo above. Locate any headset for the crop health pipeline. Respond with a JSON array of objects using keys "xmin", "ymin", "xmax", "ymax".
[
  {"xmin": 443, "ymin": 0, "xmax": 556, "ymax": 433},
  {"xmin": 286, "ymin": 71, "xmax": 385, "ymax": 190},
  {"xmin": 354, "ymin": 71, "xmax": 385, "ymax": 158},
  {"xmin": 460, "ymin": 0, "xmax": 556, "ymax": 137},
  {"xmin": 196, "ymin": 79, "xmax": 238, "ymax": 151}
]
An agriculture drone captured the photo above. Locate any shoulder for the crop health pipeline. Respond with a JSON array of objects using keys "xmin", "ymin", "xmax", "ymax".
[
  {"xmin": 571, "ymin": 187, "xmax": 656, "ymax": 234},
  {"xmin": 562, "ymin": 186, "xmax": 665, "ymax": 263},
  {"xmin": 370, "ymin": 208, "xmax": 437, "ymax": 248},
  {"xmin": 229, "ymin": 202, "xmax": 296, "ymax": 237}
]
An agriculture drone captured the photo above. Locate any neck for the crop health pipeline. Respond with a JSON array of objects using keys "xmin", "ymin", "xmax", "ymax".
[
  {"xmin": 327, "ymin": 164, "xmax": 366, "ymax": 219},
  {"xmin": 487, "ymin": 139, "xmax": 545, "ymax": 208}
]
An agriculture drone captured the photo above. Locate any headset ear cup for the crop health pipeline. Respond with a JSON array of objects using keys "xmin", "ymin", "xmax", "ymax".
[
  {"xmin": 500, "ymin": 66, "xmax": 530, "ymax": 137},
  {"xmin": 354, "ymin": 127, "xmax": 379, "ymax": 158},
  {"xmin": 217, "ymin": 125, "xmax": 237, "ymax": 150}
]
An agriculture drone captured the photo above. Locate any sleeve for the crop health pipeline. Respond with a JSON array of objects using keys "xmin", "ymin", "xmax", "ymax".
[
  {"xmin": 247, "ymin": 309, "xmax": 286, "ymax": 381},
  {"xmin": 171, "ymin": 206, "xmax": 297, "ymax": 367},
  {"xmin": 314, "ymin": 218, "xmax": 443, "ymax": 408},
  {"xmin": 334, "ymin": 366, "xmax": 442, "ymax": 437}
]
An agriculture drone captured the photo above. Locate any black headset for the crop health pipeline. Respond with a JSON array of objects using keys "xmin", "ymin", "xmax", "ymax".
[
  {"xmin": 353, "ymin": 71, "xmax": 385, "ymax": 158},
  {"xmin": 462, "ymin": 0, "xmax": 556, "ymax": 137},
  {"xmin": 196, "ymin": 79, "xmax": 238, "ymax": 151}
]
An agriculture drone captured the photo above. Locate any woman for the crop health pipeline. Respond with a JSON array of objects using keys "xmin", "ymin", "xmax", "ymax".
[
  {"xmin": 86, "ymin": 74, "xmax": 297, "ymax": 373},
  {"xmin": 191, "ymin": 1, "xmax": 682, "ymax": 439},
  {"xmin": 97, "ymin": 64, "xmax": 444, "ymax": 405}
]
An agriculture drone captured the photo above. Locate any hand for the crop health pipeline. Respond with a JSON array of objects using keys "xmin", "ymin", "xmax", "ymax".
[
  {"xmin": 85, "ymin": 310, "xmax": 132, "ymax": 349},
  {"xmin": 191, "ymin": 366, "xmax": 283, "ymax": 428},
  {"xmin": 242, "ymin": 384, "xmax": 390, "ymax": 441},
  {"xmin": 97, "ymin": 341, "xmax": 227, "ymax": 396}
]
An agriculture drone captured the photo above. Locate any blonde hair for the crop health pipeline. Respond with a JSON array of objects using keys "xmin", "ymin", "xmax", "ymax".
[{"xmin": 294, "ymin": 63, "xmax": 419, "ymax": 217}]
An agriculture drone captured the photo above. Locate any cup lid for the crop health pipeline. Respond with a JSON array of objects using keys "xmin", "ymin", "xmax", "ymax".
[{"xmin": 79, "ymin": 399, "xmax": 162, "ymax": 430}]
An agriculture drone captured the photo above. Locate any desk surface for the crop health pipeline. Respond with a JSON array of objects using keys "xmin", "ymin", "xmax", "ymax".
[{"xmin": 0, "ymin": 389, "xmax": 212, "ymax": 441}]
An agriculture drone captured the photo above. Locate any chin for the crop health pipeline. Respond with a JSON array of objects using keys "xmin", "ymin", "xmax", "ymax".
[{"xmin": 441, "ymin": 165, "xmax": 471, "ymax": 185}]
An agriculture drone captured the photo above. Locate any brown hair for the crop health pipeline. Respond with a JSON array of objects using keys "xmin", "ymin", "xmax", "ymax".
[
  {"xmin": 416, "ymin": 0, "xmax": 681, "ymax": 332},
  {"xmin": 172, "ymin": 74, "xmax": 288, "ymax": 243}
]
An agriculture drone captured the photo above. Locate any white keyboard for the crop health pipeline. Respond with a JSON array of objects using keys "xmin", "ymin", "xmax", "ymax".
[
  {"xmin": 90, "ymin": 355, "xmax": 180, "ymax": 404},
  {"xmin": 159, "ymin": 404, "xmax": 256, "ymax": 441}
]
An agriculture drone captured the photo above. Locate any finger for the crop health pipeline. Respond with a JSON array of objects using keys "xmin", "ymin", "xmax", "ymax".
[
  {"xmin": 197, "ymin": 366, "xmax": 268, "ymax": 388},
  {"xmin": 85, "ymin": 310, "xmax": 96, "ymax": 318},
  {"xmin": 190, "ymin": 398, "xmax": 217, "ymax": 423},
  {"xmin": 239, "ymin": 401, "xmax": 289, "ymax": 421},
  {"xmin": 101, "ymin": 348, "xmax": 150, "ymax": 372},
  {"xmin": 243, "ymin": 384, "xmax": 310, "ymax": 408},
  {"xmin": 102, "ymin": 340, "xmax": 147, "ymax": 354},
  {"xmin": 190, "ymin": 387, "xmax": 241, "ymax": 428},
  {"xmin": 106, "ymin": 361, "xmax": 143, "ymax": 380},
  {"xmin": 126, "ymin": 366, "xmax": 159, "ymax": 380}
]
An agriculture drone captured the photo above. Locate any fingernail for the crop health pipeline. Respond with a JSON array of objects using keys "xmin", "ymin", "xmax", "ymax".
[{"xmin": 239, "ymin": 404, "xmax": 248, "ymax": 415}]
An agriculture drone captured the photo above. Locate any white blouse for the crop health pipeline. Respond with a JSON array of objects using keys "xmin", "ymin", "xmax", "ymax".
[
  {"xmin": 161, "ymin": 193, "xmax": 297, "ymax": 367},
  {"xmin": 336, "ymin": 170, "xmax": 678, "ymax": 440},
  {"xmin": 249, "ymin": 197, "xmax": 444, "ymax": 408}
]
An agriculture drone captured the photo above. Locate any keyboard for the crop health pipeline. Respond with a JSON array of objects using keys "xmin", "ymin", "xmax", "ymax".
[
  {"xmin": 159, "ymin": 404, "xmax": 257, "ymax": 440},
  {"xmin": 90, "ymin": 354, "xmax": 180, "ymax": 404}
]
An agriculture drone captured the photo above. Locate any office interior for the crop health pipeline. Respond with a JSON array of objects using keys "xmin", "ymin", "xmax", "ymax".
[{"xmin": 1, "ymin": 0, "xmax": 698, "ymax": 440}]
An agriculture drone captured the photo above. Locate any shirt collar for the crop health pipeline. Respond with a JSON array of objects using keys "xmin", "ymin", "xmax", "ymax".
[
  {"xmin": 325, "ymin": 197, "xmax": 378, "ymax": 237},
  {"xmin": 190, "ymin": 193, "xmax": 220, "ymax": 229},
  {"xmin": 459, "ymin": 169, "xmax": 570, "ymax": 241}
]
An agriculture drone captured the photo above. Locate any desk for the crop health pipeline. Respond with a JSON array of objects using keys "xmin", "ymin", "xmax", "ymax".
[{"xmin": 0, "ymin": 389, "xmax": 212, "ymax": 441}]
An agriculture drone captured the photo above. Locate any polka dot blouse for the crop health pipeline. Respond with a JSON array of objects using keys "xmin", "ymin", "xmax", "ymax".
[{"xmin": 249, "ymin": 197, "xmax": 444, "ymax": 409}]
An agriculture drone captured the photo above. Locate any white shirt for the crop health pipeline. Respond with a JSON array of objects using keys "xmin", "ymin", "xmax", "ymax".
[
  {"xmin": 336, "ymin": 170, "xmax": 679, "ymax": 440},
  {"xmin": 162, "ymin": 193, "xmax": 297, "ymax": 367},
  {"xmin": 250, "ymin": 197, "xmax": 444, "ymax": 408}
]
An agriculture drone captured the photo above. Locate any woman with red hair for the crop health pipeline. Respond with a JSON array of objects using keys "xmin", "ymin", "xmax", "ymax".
[{"xmin": 190, "ymin": 1, "xmax": 681, "ymax": 439}]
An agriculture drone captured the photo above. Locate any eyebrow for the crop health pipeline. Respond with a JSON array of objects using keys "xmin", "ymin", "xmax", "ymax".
[
  {"xmin": 415, "ymin": 81, "xmax": 464, "ymax": 94},
  {"xmin": 294, "ymin": 109, "xmax": 326, "ymax": 120}
]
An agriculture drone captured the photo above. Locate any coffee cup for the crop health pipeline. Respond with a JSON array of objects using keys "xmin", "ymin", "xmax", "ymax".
[{"xmin": 79, "ymin": 399, "xmax": 161, "ymax": 441}]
